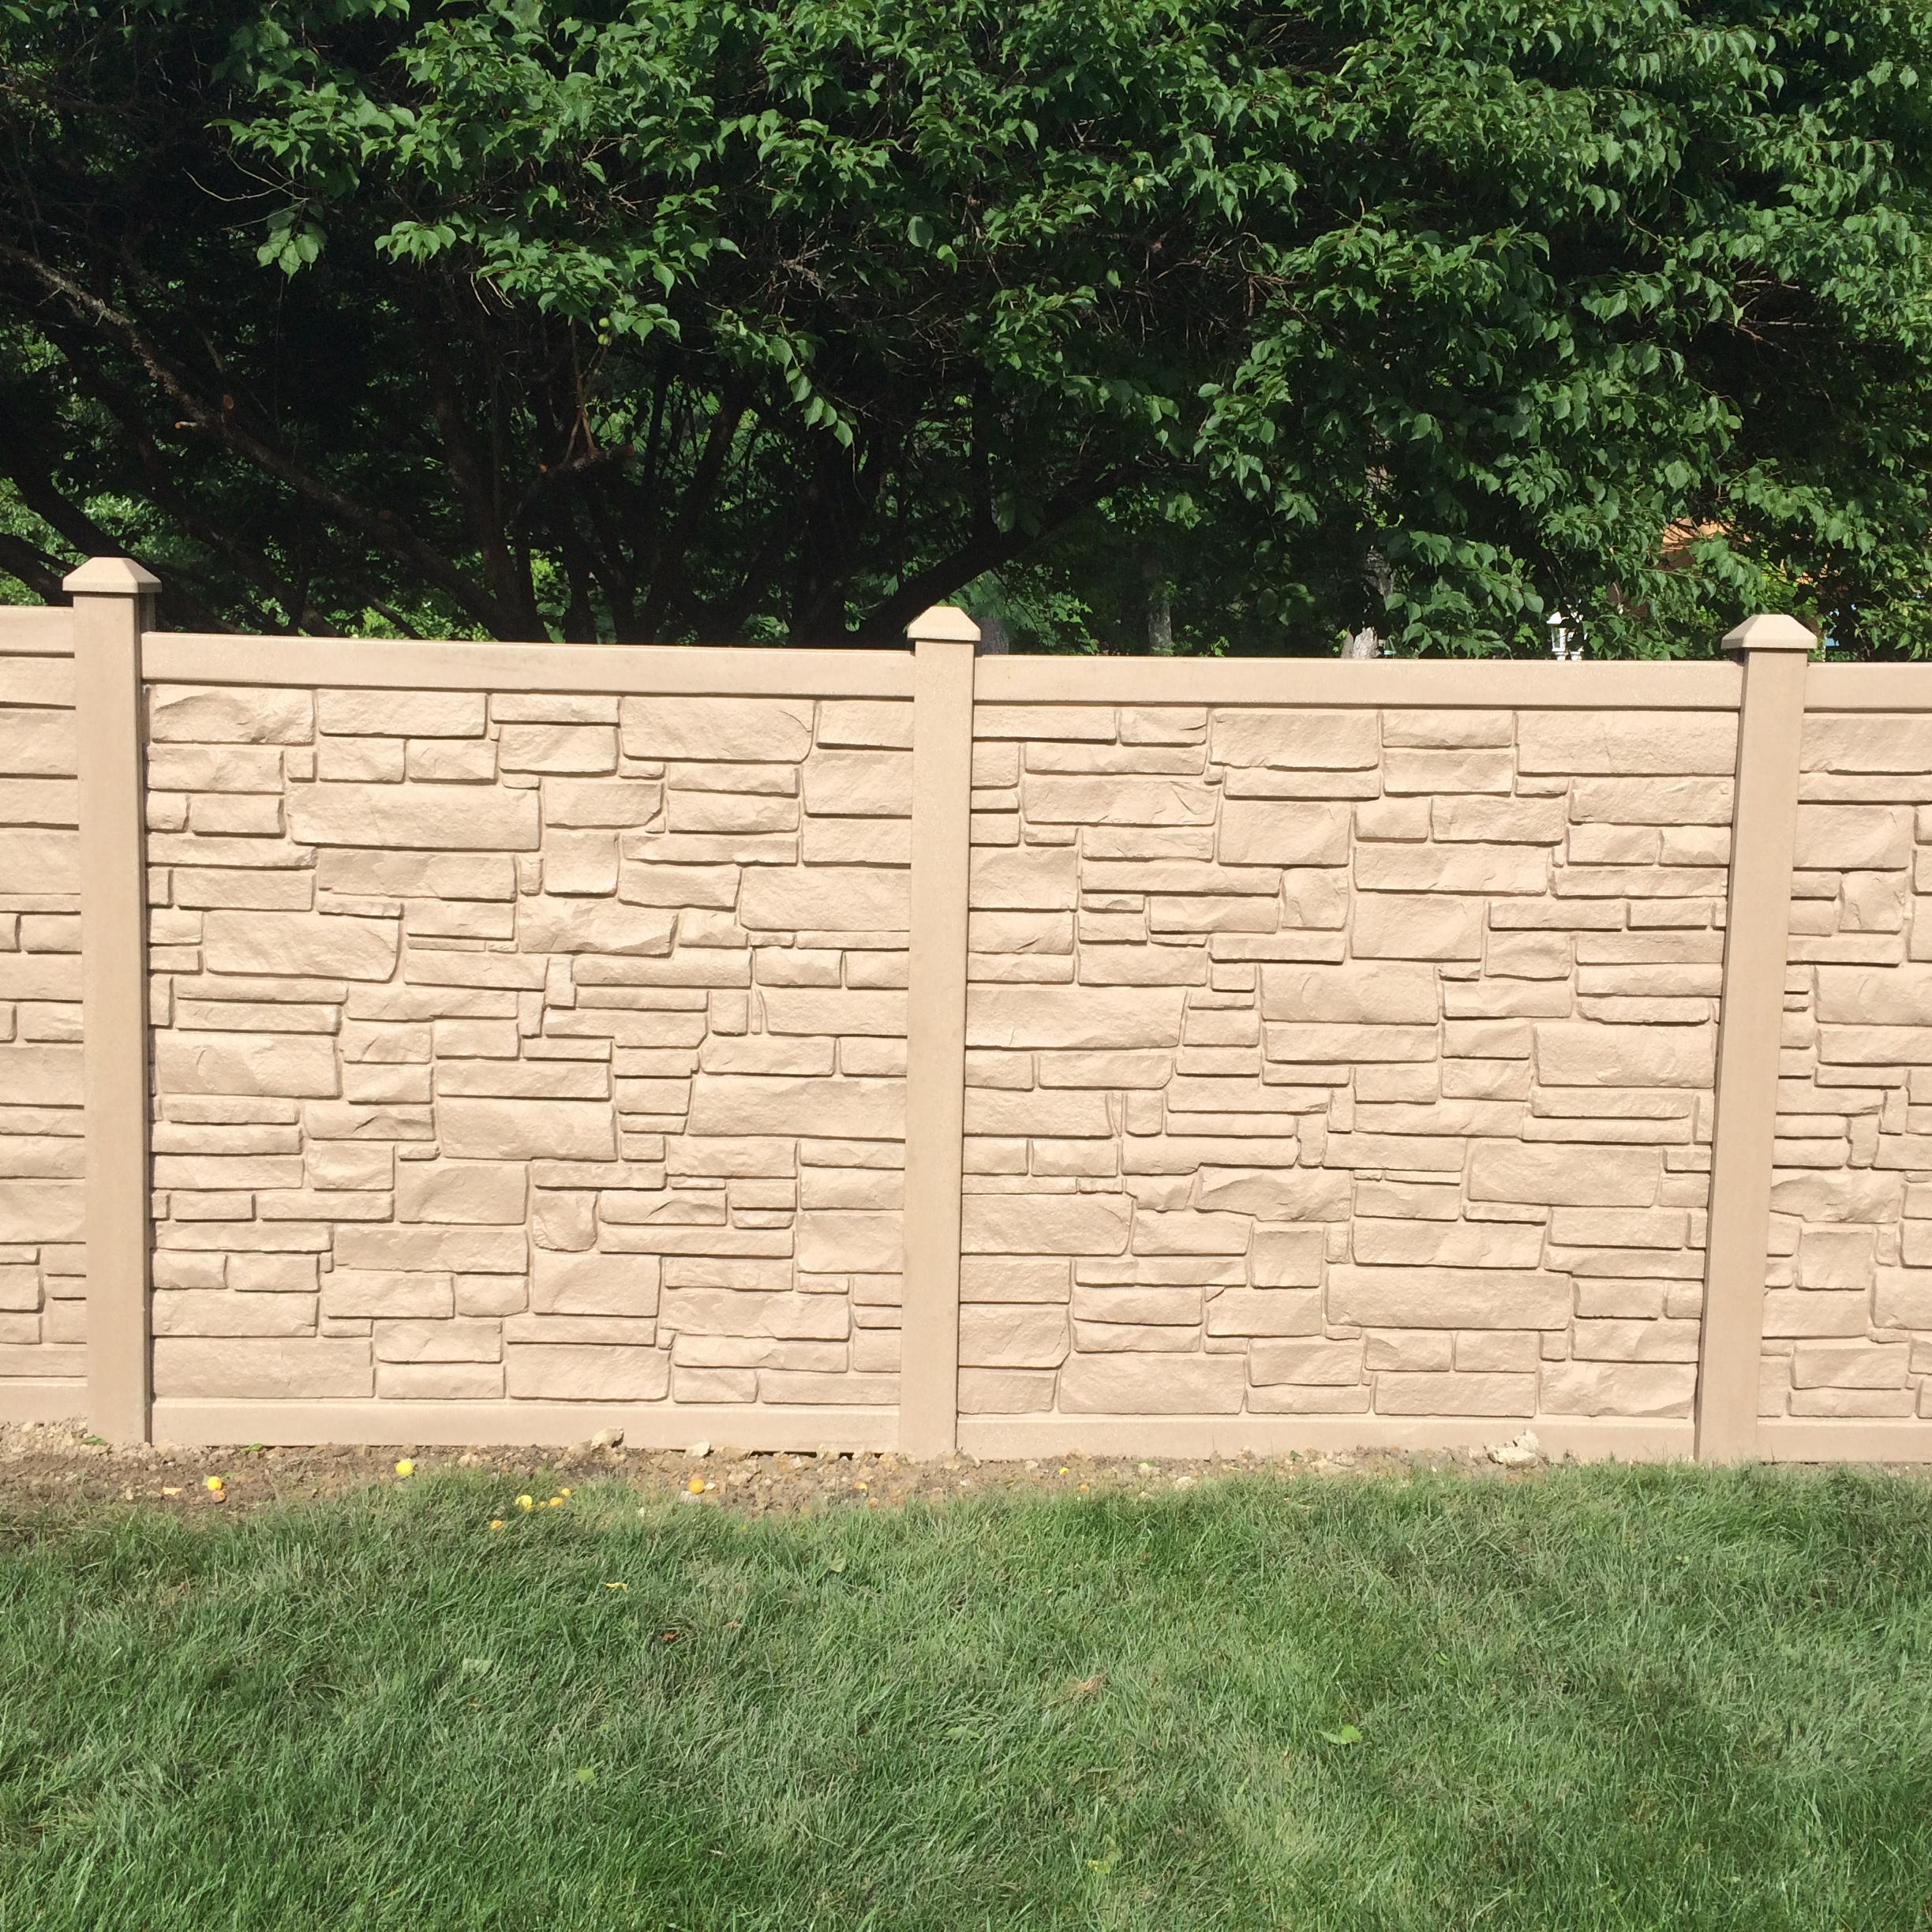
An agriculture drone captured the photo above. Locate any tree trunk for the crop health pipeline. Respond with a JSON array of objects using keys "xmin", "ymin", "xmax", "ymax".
[
  {"xmin": 1142, "ymin": 544, "xmax": 1173, "ymax": 655},
  {"xmin": 1346, "ymin": 548, "xmax": 1394, "ymax": 657}
]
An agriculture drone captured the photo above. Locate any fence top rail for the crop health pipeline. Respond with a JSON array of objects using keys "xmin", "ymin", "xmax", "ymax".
[
  {"xmin": 1805, "ymin": 662, "xmax": 1932, "ymax": 711},
  {"xmin": 975, "ymin": 654, "xmax": 1747, "ymax": 710},
  {"xmin": 17, "ymin": 620, "xmax": 1918, "ymax": 711},
  {"xmin": 0, "ymin": 608, "xmax": 75, "ymax": 654},
  {"xmin": 140, "ymin": 632, "xmax": 917, "ymax": 699}
]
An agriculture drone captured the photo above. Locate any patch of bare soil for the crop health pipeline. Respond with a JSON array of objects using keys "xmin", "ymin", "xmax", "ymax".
[{"xmin": 0, "ymin": 1418, "xmax": 1551, "ymax": 1521}]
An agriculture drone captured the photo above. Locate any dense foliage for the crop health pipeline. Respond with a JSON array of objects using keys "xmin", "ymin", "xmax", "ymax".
[{"xmin": 2, "ymin": 0, "xmax": 1930, "ymax": 652}]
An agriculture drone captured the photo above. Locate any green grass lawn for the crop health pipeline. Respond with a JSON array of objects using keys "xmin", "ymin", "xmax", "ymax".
[{"xmin": 2, "ymin": 1465, "xmax": 1930, "ymax": 1930}]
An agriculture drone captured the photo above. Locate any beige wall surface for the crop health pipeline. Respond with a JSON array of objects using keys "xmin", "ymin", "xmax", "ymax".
[
  {"xmin": 7, "ymin": 580, "xmax": 1932, "ymax": 1460},
  {"xmin": 142, "ymin": 681, "xmax": 911, "ymax": 1435},
  {"xmin": 1758, "ymin": 710, "xmax": 1932, "ymax": 1426},
  {"xmin": 0, "ymin": 621, "xmax": 88, "ymax": 1407},
  {"xmin": 957, "ymin": 701, "xmax": 1733, "ymax": 1436}
]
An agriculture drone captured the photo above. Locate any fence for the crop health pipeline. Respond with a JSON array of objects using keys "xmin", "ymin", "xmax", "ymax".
[{"xmin": 2, "ymin": 557, "xmax": 1928, "ymax": 1461}]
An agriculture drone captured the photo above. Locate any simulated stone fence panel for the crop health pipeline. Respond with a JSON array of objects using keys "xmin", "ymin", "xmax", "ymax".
[
  {"xmin": 143, "ymin": 678, "xmax": 911, "ymax": 1437},
  {"xmin": 9, "ymin": 575, "xmax": 1932, "ymax": 1461},
  {"xmin": 1761, "ymin": 706, "xmax": 1932, "ymax": 1426},
  {"xmin": 0, "ymin": 615, "xmax": 86, "ymax": 1410},
  {"xmin": 957, "ymin": 701, "xmax": 1731, "ymax": 1436}
]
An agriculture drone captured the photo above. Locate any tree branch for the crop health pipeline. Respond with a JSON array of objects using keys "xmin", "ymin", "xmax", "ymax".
[
  {"xmin": 417, "ymin": 305, "xmax": 540, "ymax": 635},
  {"xmin": 0, "ymin": 530, "xmax": 69, "ymax": 601},
  {"xmin": 0, "ymin": 244, "xmax": 515, "ymax": 634},
  {"xmin": 638, "ymin": 378, "xmax": 754, "ymax": 638},
  {"xmin": 6, "ymin": 344, "xmax": 340, "ymax": 634},
  {"xmin": 509, "ymin": 442, "xmax": 631, "ymax": 532},
  {"xmin": 691, "ymin": 509, "xmax": 796, "ymax": 644},
  {"xmin": 849, "ymin": 467, "xmax": 1132, "ymax": 646}
]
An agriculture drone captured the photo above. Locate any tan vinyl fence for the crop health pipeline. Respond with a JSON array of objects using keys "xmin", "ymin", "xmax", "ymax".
[{"xmin": 2, "ymin": 556, "xmax": 1927, "ymax": 1462}]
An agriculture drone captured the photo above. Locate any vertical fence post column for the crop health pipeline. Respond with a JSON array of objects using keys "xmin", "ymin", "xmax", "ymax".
[
  {"xmin": 899, "ymin": 604, "xmax": 979, "ymax": 1457},
  {"xmin": 66, "ymin": 557, "xmax": 159, "ymax": 1444},
  {"xmin": 1698, "ymin": 612, "xmax": 1814, "ymax": 1462}
]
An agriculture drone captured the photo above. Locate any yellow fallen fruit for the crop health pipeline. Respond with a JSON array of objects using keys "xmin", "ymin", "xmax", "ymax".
[
  {"xmin": 560, "ymin": 1488, "xmax": 571, "ymax": 1497},
  {"xmin": 203, "ymin": 1476, "xmax": 223, "ymax": 1492},
  {"xmin": 549, "ymin": 1497, "xmax": 564, "ymax": 1507},
  {"xmin": 516, "ymin": 1495, "xmax": 534, "ymax": 1511},
  {"xmin": 687, "ymin": 1477, "xmax": 705, "ymax": 1494},
  {"xmin": 395, "ymin": 1459, "xmax": 414, "ymax": 1478},
  {"xmin": 489, "ymin": 1520, "xmax": 504, "ymax": 1531}
]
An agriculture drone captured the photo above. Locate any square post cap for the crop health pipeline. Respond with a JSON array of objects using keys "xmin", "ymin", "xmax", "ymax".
[
  {"xmin": 1721, "ymin": 613, "xmax": 1814, "ymax": 654},
  {"xmin": 62, "ymin": 556, "xmax": 161, "ymax": 597},
  {"xmin": 905, "ymin": 604, "xmax": 980, "ymax": 643}
]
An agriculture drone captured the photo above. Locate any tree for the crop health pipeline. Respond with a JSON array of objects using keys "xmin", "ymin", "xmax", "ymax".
[{"xmin": 2, "ymin": 0, "xmax": 1929, "ymax": 653}]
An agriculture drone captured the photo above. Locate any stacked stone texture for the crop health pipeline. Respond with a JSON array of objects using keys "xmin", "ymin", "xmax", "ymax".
[
  {"xmin": 1762, "ymin": 712, "xmax": 1932, "ymax": 1421},
  {"xmin": 18, "ymin": 634, "xmax": 1929, "ymax": 1443},
  {"xmin": 144, "ymin": 683, "xmax": 911, "ymax": 1409},
  {"xmin": 0, "ymin": 642, "xmax": 85, "ymax": 1391},
  {"xmin": 959, "ymin": 702, "xmax": 1734, "ymax": 1421}
]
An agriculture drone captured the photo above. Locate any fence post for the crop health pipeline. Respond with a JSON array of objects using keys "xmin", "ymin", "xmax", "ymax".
[
  {"xmin": 899, "ymin": 604, "xmax": 979, "ymax": 1457},
  {"xmin": 66, "ymin": 557, "xmax": 158, "ymax": 1444},
  {"xmin": 1698, "ymin": 612, "xmax": 1814, "ymax": 1462}
]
